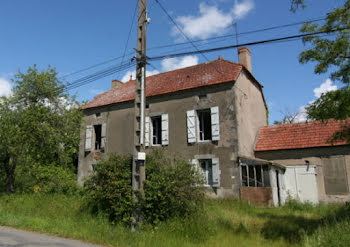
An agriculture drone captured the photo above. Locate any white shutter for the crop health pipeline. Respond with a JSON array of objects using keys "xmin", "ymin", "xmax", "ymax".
[
  {"xmin": 161, "ymin": 114, "xmax": 169, "ymax": 146},
  {"xmin": 85, "ymin": 125, "xmax": 93, "ymax": 151},
  {"xmin": 145, "ymin": 116, "xmax": 150, "ymax": 147},
  {"xmin": 211, "ymin": 106, "xmax": 220, "ymax": 141},
  {"xmin": 187, "ymin": 110, "xmax": 196, "ymax": 143},
  {"xmin": 101, "ymin": 123, "xmax": 106, "ymax": 149},
  {"xmin": 212, "ymin": 158, "xmax": 220, "ymax": 187}
]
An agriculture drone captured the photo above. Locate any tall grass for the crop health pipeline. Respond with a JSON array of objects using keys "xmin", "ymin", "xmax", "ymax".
[{"xmin": 0, "ymin": 194, "xmax": 348, "ymax": 247}]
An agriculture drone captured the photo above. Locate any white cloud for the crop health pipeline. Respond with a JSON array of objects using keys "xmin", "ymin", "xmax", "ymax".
[
  {"xmin": 294, "ymin": 79, "xmax": 338, "ymax": 122},
  {"xmin": 161, "ymin": 56, "xmax": 199, "ymax": 72},
  {"xmin": 173, "ymin": 1, "xmax": 254, "ymax": 40},
  {"xmin": 232, "ymin": 0, "xmax": 254, "ymax": 19},
  {"xmin": 121, "ymin": 69, "xmax": 160, "ymax": 83},
  {"xmin": 313, "ymin": 78, "xmax": 338, "ymax": 98},
  {"xmin": 120, "ymin": 56, "xmax": 198, "ymax": 82},
  {"xmin": 0, "ymin": 77, "xmax": 12, "ymax": 97}
]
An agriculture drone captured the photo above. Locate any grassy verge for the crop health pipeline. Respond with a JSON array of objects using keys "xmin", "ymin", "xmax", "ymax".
[{"xmin": 0, "ymin": 193, "xmax": 347, "ymax": 247}]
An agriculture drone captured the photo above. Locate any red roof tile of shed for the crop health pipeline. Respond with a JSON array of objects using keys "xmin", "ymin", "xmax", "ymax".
[
  {"xmin": 83, "ymin": 58, "xmax": 243, "ymax": 109},
  {"xmin": 255, "ymin": 119, "xmax": 350, "ymax": 151}
]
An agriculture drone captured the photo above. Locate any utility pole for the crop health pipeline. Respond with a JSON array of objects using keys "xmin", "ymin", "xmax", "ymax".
[{"xmin": 132, "ymin": 0, "xmax": 148, "ymax": 227}]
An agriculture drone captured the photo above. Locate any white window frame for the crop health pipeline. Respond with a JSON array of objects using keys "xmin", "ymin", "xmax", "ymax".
[
  {"xmin": 145, "ymin": 114, "xmax": 169, "ymax": 147},
  {"xmin": 192, "ymin": 156, "xmax": 220, "ymax": 187},
  {"xmin": 187, "ymin": 106, "xmax": 220, "ymax": 143}
]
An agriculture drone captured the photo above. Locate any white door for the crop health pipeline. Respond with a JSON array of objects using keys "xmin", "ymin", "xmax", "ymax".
[{"xmin": 296, "ymin": 167, "xmax": 318, "ymax": 204}]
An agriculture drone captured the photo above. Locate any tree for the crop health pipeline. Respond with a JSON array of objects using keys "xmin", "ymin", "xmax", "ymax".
[
  {"xmin": 297, "ymin": 1, "xmax": 350, "ymax": 141},
  {"xmin": 273, "ymin": 108, "xmax": 300, "ymax": 125},
  {"xmin": 0, "ymin": 66, "xmax": 82, "ymax": 193}
]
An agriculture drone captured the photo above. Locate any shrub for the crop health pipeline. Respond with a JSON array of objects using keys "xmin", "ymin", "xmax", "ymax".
[
  {"xmin": 83, "ymin": 154, "xmax": 134, "ymax": 224},
  {"xmin": 15, "ymin": 165, "xmax": 79, "ymax": 195},
  {"xmin": 142, "ymin": 151, "xmax": 204, "ymax": 224},
  {"xmin": 83, "ymin": 151, "xmax": 204, "ymax": 226}
]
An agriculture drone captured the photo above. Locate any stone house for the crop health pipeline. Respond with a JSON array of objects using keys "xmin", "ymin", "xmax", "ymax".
[
  {"xmin": 78, "ymin": 47, "xmax": 269, "ymax": 198},
  {"xmin": 255, "ymin": 119, "xmax": 350, "ymax": 204}
]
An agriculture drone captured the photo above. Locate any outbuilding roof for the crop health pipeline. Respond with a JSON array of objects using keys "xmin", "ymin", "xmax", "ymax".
[
  {"xmin": 83, "ymin": 58, "xmax": 245, "ymax": 109},
  {"xmin": 255, "ymin": 119, "xmax": 350, "ymax": 151}
]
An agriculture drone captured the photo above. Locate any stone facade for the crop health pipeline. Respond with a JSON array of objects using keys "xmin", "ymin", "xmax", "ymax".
[{"xmin": 78, "ymin": 52, "xmax": 268, "ymax": 198}]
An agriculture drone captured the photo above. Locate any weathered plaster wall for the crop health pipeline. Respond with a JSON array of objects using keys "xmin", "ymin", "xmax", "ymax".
[
  {"xmin": 255, "ymin": 146, "xmax": 350, "ymax": 203},
  {"xmin": 234, "ymin": 71, "xmax": 267, "ymax": 157},
  {"xmin": 78, "ymin": 82, "xmax": 244, "ymax": 197}
]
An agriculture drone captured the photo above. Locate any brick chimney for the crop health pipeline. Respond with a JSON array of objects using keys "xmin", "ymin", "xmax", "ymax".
[
  {"xmin": 238, "ymin": 47, "xmax": 252, "ymax": 73},
  {"xmin": 111, "ymin": 79, "xmax": 124, "ymax": 88}
]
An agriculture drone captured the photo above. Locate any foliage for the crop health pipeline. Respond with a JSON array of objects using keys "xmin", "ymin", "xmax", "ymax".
[
  {"xmin": 297, "ymin": 1, "xmax": 350, "ymax": 142},
  {"xmin": 299, "ymin": 1, "xmax": 350, "ymax": 84},
  {"xmin": 142, "ymin": 151, "xmax": 204, "ymax": 224},
  {"xmin": 0, "ymin": 194, "xmax": 348, "ymax": 247},
  {"xmin": 0, "ymin": 65, "xmax": 82, "ymax": 193},
  {"xmin": 306, "ymin": 86, "xmax": 350, "ymax": 120},
  {"xmin": 290, "ymin": 0, "xmax": 306, "ymax": 12},
  {"xmin": 83, "ymin": 152, "xmax": 204, "ymax": 226},
  {"xmin": 83, "ymin": 154, "xmax": 134, "ymax": 224},
  {"xmin": 15, "ymin": 165, "xmax": 79, "ymax": 195}
]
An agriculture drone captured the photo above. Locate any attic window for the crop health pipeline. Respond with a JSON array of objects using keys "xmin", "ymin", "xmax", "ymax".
[
  {"xmin": 95, "ymin": 112, "xmax": 101, "ymax": 118},
  {"xmin": 198, "ymin": 94, "xmax": 207, "ymax": 100}
]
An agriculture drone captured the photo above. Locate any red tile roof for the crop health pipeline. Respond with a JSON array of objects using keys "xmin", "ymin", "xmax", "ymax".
[
  {"xmin": 255, "ymin": 119, "xmax": 350, "ymax": 151},
  {"xmin": 83, "ymin": 58, "xmax": 243, "ymax": 109}
]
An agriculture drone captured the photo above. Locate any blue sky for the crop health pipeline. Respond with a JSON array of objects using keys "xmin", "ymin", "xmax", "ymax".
[{"xmin": 0, "ymin": 0, "xmax": 345, "ymax": 123}]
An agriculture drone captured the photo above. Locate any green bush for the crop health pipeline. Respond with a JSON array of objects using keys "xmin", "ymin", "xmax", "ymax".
[
  {"xmin": 83, "ymin": 151, "xmax": 204, "ymax": 226},
  {"xmin": 83, "ymin": 155, "xmax": 134, "ymax": 224},
  {"xmin": 15, "ymin": 165, "xmax": 79, "ymax": 195},
  {"xmin": 143, "ymin": 151, "xmax": 204, "ymax": 224}
]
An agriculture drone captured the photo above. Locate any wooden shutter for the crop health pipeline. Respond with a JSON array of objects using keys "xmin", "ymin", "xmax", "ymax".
[
  {"xmin": 187, "ymin": 110, "xmax": 196, "ymax": 143},
  {"xmin": 85, "ymin": 125, "xmax": 93, "ymax": 151},
  {"xmin": 145, "ymin": 116, "xmax": 150, "ymax": 147},
  {"xmin": 212, "ymin": 158, "xmax": 220, "ymax": 187},
  {"xmin": 211, "ymin": 106, "xmax": 220, "ymax": 141},
  {"xmin": 161, "ymin": 114, "xmax": 169, "ymax": 146},
  {"xmin": 101, "ymin": 123, "xmax": 106, "ymax": 149}
]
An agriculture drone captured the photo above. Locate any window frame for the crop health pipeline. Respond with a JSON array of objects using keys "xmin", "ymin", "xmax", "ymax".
[
  {"xmin": 196, "ymin": 109, "xmax": 212, "ymax": 142},
  {"xmin": 151, "ymin": 116, "xmax": 162, "ymax": 146}
]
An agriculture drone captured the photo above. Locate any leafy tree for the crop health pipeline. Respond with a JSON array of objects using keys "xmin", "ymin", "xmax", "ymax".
[
  {"xmin": 296, "ymin": 1, "xmax": 350, "ymax": 141},
  {"xmin": 0, "ymin": 66, "xmax": 82, "ymax": 193}
]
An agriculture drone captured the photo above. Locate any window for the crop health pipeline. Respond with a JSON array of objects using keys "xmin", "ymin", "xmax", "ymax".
[
  {"xmin": 197, "ymin": 109, "xmax": 212, "ymax": 141},
  {"xmin": 200, "ymin": 159, "xmax": 213, "ymax": 186},
  {"xmin": 241, "ymin": 164, "xmax": 270, "ymax": 187},
  {"xmin": 192, "ymin": 157, "xmax": 220, "ymax": 187},
  {"xmin": 145, "ymin": 114, "xmax": 169, "ymax": 146},
  {"xmin": 151, "ymin": 116, "xmax": 161, "ymax": 145},
  {"xmin": 94, "ymin": 125, "xmax": 102, "ymax": 150},
  {"xmin": 84, "ymin": 123, "xmax": 106, "ymax": 152},
  {"xmin": 187, "ymin": 106, "xmax": 220, "ymax": 143}
]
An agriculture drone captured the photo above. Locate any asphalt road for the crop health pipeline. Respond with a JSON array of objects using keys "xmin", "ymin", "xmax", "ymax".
[{"xmin": 0, "ymin": 226, "xmax": 103, "ymax": 247}]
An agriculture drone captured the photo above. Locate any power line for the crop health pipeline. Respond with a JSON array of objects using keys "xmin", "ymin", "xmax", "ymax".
[
  {"xmin": 60, "ymin": 17, "xmax": 326, "ymax": 80},
  {"xmin": 63, "ymin": 29, "xmax": 345, "ymax": 91},
  {"xmin": 147, "ymin": 17, "xmax": 326, "ymax": 52},
  {"xmin": 65, "ymin": 61, "xmax": 135, "ymax": 91},
  {"xmin": 154, "ymin": 0, "xmax": 210, "ymax": 62},
  {"xmin": 149, "ymin": 28, "xmax": 349, "ymax": 61},
  {"xmin": 118, "ymin": 0, "xmax": 139, "ymax": 78}
]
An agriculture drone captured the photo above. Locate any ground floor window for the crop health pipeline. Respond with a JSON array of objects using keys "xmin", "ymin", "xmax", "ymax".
[
  {"xmin": 241, "ymin": 164, "xmax": 270, "ymax": 187},
  {"xmin": 199, "ymin": 159, "xmax": 213, "ymax": 186}
]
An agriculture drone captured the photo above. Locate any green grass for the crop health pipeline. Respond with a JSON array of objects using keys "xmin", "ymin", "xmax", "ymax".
[{"xmin": 0, "ymin": 193, "xmax": 348, "ymax": 247}]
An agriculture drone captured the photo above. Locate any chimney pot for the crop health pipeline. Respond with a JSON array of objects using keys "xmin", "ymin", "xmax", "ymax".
[{"xmin": 238, "ymin": 47, "xmax": 252, "ymax": 73}]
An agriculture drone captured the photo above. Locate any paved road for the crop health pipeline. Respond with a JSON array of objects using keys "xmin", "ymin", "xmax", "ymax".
[{"xmin": 0, "ymin": 226, "xmax": 103, "ymax": 247}]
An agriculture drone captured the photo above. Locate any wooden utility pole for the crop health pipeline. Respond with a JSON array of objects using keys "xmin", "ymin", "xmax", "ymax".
[{"xmin": 132, "ymin": 0, "xmax": 148, "ymax": 226}]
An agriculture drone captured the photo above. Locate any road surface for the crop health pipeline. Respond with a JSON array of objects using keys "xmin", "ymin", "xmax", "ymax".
[{"xmin": 0, "ymin": 226, "xmax": 103, "ymax": 247}]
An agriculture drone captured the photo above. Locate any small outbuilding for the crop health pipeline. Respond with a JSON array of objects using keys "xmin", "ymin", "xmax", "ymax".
[{"xmin": 255, "ymin": 119, "xmax": 350, "ymax": 204}]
